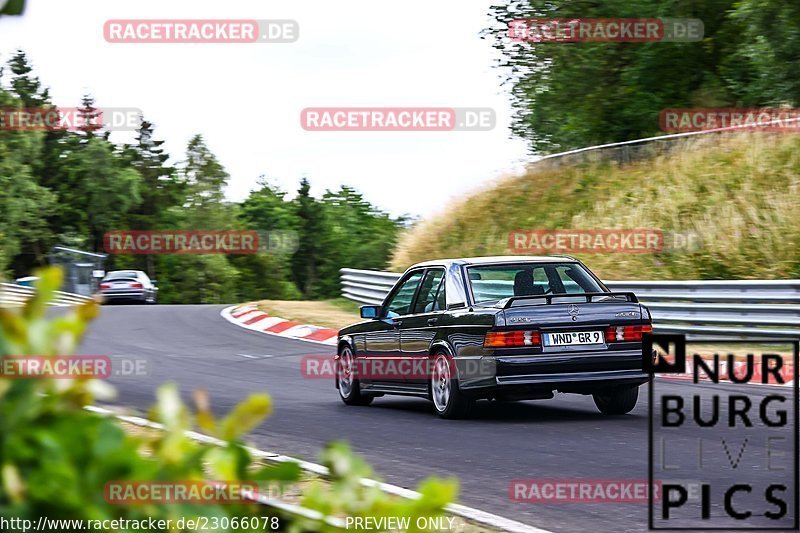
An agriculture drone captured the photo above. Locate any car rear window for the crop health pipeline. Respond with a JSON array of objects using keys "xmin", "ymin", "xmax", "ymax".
[
  {"xmin": 105, "ymin": 271, "xmax": 139, "ymax": 280},
  {"xmin": 467, "ymin": 263, "xmax": 604, "ymax": 303}
]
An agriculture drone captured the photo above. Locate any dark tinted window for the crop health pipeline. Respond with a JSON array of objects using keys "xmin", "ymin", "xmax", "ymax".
[
  {"xmin": 413, "ymin": 269, "xmax": 444, "ymax": 314},
  {"xmin": 468, "ymin": 263, "xmax": 603, "ymax": 303},
  {"xmin": 433, "ymin": 279, "xmax": 446, "ymax": 311},
  {"xmin": 385, "ymin": 271, "xmax": 423, "ymax": 317}
]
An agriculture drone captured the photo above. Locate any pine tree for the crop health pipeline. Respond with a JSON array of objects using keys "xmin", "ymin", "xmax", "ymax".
[
  {"xmin": 8, "ymin": 50, "xmax": 50, "ymax": 107},
  {"xmin": 120, "ymin": 118, "xmax": 184, "ymax": 276},
  {"xmin": 77, "ymin": 94, "xmax": 103, "ymax": 137},
  {"xmin": 180, "ymin": 134, "xmax": 231, "ymax": 228},
  {"xmin": 290, "ymin": 178, "xmax": 326, "ymax": 297}
]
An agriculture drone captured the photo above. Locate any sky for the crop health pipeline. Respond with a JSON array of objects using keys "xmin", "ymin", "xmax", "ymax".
[{"xmin": 0, "ymin": 0, "xmax": 531, "ymax": 219}]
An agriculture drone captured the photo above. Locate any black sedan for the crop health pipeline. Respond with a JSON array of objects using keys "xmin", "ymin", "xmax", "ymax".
[{"xmin": 336, "ymin": 256, "xmax": 652, "ymax": 419}]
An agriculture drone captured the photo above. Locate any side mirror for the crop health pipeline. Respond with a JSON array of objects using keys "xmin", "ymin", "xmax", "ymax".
[{"xmin": 360, "ymin": 305, "xmax": 381, "ymax": 319}]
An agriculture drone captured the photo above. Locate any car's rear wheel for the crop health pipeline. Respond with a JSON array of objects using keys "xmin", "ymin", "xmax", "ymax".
[
  {"xmin": 337, "ymin": 346, "xmax": 373, "ymax": 406},
  {"xmin": 593, "ymin": 386, "xmax": 639, "ymax": 415},
  {"xmin": 430, "ymin": 353, "xmax": 472, "ymax": 419}
]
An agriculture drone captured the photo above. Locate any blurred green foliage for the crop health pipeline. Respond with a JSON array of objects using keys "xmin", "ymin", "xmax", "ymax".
[
  {"xmin": 0, "ymin": 0, "xmax": 25, "ymax": 16},
  {"xmin": 0, "ymin": 268, "xmax": 457, "ymax": 531}
]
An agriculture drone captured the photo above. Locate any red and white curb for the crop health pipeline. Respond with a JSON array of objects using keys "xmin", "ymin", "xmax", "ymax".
[{"xmin": 221, "ymin": 304, "xmax": 338, "ymax": 346}]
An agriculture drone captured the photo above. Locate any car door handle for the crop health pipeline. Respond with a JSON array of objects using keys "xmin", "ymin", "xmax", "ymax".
[
  {"xmin": 427, "ymin": 318, "xmax": 438, "ymax": 326},
  {"xmin": 393, "ymin": 319, "xmax": 403, "ymax": 328}
]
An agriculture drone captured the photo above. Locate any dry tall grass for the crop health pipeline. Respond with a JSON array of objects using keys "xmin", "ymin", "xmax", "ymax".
[{"xmin": 390, "ymin": 134, "xmax": 800, "ymax": 280}]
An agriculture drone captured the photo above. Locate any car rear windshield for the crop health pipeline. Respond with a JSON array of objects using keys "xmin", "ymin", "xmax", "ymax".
[
  {"xmin": 104, "ymin": 271, "xmax": 139, "ymax": 280},
  {"xmin": 467, "ymin": 262, "xmax": 604, "ymax": 304}
]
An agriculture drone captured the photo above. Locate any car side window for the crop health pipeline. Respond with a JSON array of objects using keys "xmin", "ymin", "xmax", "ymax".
[
  {"xmin": 433, "ymin": 277, "xmax": 446, "ymax": 311},
  {"xmin": 412, "ymin": 269, "xmax": 444, "ymax": 314},
  {"xmin": 556, "ymin": 265, "xmax": 592, "ymax": 293},
  {"xmin": 532, "ymin": 267, "xmax": 551, "ymax": 293},
  {"xmin": 384, "ymin": 271, "xmax": 424, "ymax": 317}
]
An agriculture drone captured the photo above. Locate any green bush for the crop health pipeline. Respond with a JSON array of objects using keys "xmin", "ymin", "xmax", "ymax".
[{"xmin": 0, "ymin": 268, "xmax": 457, "ymax": 531}]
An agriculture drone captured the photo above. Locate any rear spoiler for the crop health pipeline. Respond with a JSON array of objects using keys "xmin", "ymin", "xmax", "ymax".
[{"xmin": 501, "ymin": 291, "xmax": 639, "ymax": 309}]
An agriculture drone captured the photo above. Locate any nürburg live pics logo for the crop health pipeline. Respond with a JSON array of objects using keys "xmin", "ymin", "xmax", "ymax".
[{"xmin": 645, "ymin": 333, "xmax": 798, "ymax": 530}]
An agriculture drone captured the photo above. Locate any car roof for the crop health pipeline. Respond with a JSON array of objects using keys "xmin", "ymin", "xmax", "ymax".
[{"xmin": 406, "ymin": 255, "xmax": 579, "ymax": 270}]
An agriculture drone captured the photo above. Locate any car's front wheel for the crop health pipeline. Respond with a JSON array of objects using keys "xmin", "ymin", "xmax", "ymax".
[
  {"xmin": 337, "ymin": 346, "xmax": 373, "ymax": 406},
  {"xmin": 593, "ymin": 386, "xmax": 639, "ymax": 415},
  {"xmin": 430, "ymin": 353, "xmax": 472, "ymax": 419}
]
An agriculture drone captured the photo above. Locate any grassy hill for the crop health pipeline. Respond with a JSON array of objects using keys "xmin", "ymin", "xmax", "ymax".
[{"xmin": 390, "ymin": 134, "xmax": 800, "ymax": 280}]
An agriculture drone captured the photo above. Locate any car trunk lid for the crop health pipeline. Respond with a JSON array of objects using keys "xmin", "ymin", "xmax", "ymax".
[{"xmin": 499, "ymin": 293, "xmax": 642, "ymax": 328}]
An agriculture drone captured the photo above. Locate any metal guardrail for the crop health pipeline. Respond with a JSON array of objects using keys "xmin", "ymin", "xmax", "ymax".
[
  {"xmin": 339, "ymin": 121, "xmax": 800, "ymax": 336},
  {"xmin": 340, "ymin": 268, "xmax": 800, "ymax": 339},
  {"xmin": 527, "ymin": 112, "xmax": 800, "ymax": 169},
  {"xmin": 0, "ymin": 283, "xmax": 95, "ymax": 308}
]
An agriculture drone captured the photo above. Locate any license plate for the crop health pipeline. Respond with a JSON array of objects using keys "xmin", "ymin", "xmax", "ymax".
[{"xmin": 543, "ymin": 331, "xmax": 604, "ymax": 346}]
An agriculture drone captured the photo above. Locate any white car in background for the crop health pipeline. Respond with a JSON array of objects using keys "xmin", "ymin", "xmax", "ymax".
[{"xmin": 99, "ymin": 270, "xmax": 158, "ymax": 304}]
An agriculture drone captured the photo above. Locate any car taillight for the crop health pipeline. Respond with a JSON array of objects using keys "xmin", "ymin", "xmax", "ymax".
[
  {"xmin": 100, "ymin": 283, "xmax": 111, "ymax": 289},
  {"xmin": 131, "ymin": 282, "xmax": 143, "ymax": 288},
  {"xmin": 484, "ymin": 330, "xmax": 541, "ymax": 348},
  {"xmin": 605, "ymin": 324, "xmax": 653, "ymax": 342}
]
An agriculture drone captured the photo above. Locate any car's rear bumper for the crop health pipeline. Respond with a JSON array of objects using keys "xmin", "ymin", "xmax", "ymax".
[
  {"xmin": 458, "ymin": 347, "xmax": 649, "ymax": 397},
  {"xmin": 100, "ymin": 290, "xmax": 147, "ymax": 301},
  {"xmin": 495, "ymin": 368, "xmax": 649, "ymax": 386}
]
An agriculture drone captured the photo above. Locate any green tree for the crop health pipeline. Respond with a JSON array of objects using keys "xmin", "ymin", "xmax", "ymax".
[
  {"xmin": 487, "ymin": 0, "xmax": 800, "ymax": 152},
  {"xmin": 290, "ymin": 178, "xmax": 327, "ymax": 297},
  {"xmin": 239, "ymin": 176, "xmax": 298, "ymax": 231},
  {"xmin": 315, "ymin": 186, "xmax": 402, "ymax": 296},
  {"xmin": 181, "ymin": 134, "xmax": 233, "ymax": 228},
  {"xmin": 0, "ymin": 49, "xmax": 402, "ymax": 303},
  {"xmin": 59, "ymin": 136, "xmax": 142, "ymax": 253},
  {"xmin": 236, "ymin": 177, "xmax": 301, "ymax": 299},
  {"xmin": 120, "ymin": 118, "xmax": 185, "ymax": 276},
  {"xmin": 154, "ymin": 255, "xmax": 240, "ymax": 304},
  {"xmin": 721, "ymin": 0, "xmax": 800, "ymax": 105},
  {"xmin": 7, "ymin": 50, "xmax": 49, "ymax": 107},
  {"xmin": 76, "ymin": 93, "xmax": 103, "ymax": 137},
  {"xmin": 0, "ymin": 83, "xmax": 56, "ymax": 278}
]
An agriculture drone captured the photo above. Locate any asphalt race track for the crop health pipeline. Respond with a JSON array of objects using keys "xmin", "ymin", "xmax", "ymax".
[{"xmin": 79, "ymin": 305, "xmax": 798, "ymax": 533}]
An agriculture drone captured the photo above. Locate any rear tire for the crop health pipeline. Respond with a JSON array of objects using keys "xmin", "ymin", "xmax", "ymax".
[
  {"xmin": 430, "ymin": 353, "xmax": 473, "ymax": 419},
  {"xmin": 593, "ymin": 386, "xmax": 639, "ymax": 415},
  {"xmin": 337, "ymin": 346, "xmax": 373, "ymax": 406}
]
